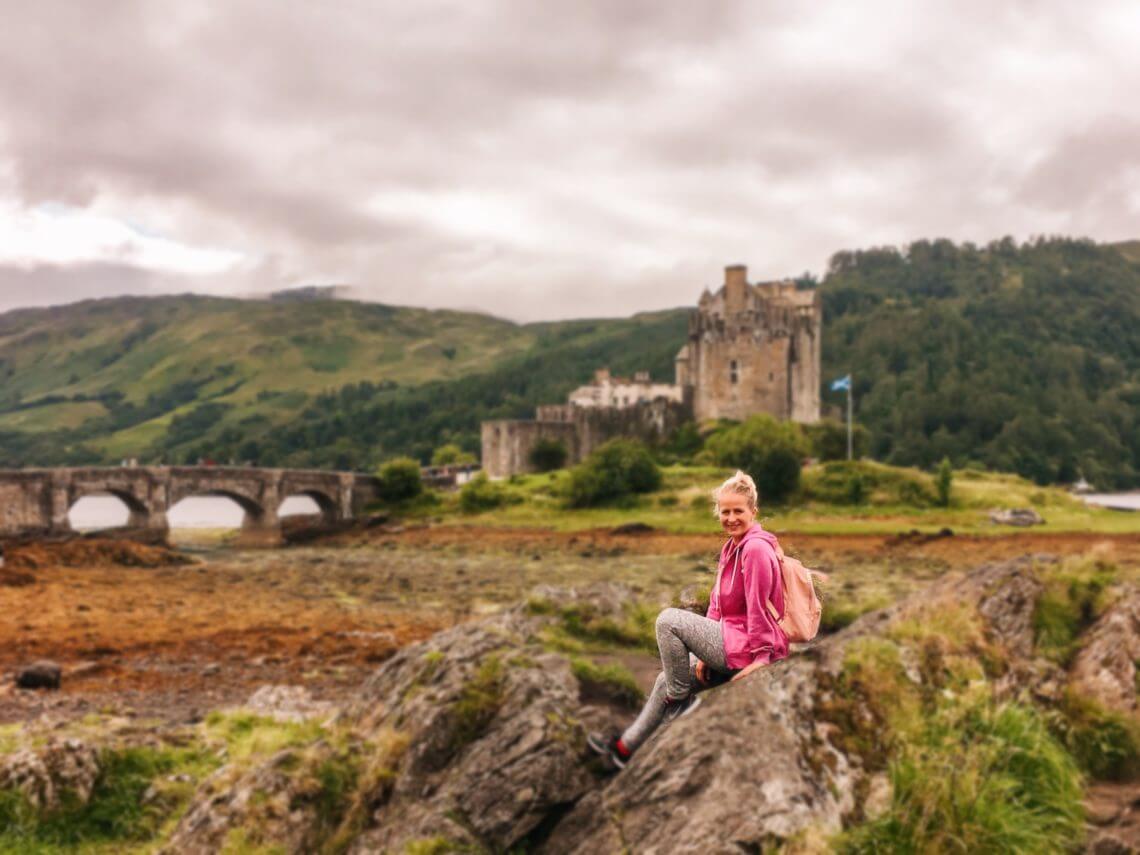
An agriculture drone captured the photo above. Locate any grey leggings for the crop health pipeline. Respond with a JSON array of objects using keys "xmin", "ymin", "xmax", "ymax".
[{"xmin": 621, "ymin": 607, "xmax": 730, "ymax": 751}]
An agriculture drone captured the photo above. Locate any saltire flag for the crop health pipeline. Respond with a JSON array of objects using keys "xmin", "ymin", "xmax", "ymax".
[{"xmin": 830, "ymin": 374, "xmax": 851, "ymax": 392}]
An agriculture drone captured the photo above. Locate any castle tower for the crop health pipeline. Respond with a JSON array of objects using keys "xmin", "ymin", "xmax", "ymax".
[{"xmin": 675, "ymin": 265, "xmax": 821, "ymax": 423}]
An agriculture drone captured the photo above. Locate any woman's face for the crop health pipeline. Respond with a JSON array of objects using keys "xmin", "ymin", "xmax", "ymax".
[{"xmin": 718, "ymin": 490, "xmax": 756, "ymax": 539}]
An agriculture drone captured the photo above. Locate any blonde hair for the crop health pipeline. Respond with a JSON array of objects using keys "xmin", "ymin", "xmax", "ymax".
[{"xmin": 712, "ymin": 470, "xmax": 758, "ymax": 516}]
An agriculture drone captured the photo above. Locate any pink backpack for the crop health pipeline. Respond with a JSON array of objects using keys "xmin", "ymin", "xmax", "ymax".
[{"xmin": 766, "ymin": 546, "xmax": 826, "ymax": 643}]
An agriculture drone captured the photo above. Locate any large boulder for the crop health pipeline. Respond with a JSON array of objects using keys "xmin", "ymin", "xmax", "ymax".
[
  {"xmin": 1070, "ymin": 589, "xmax": 1140, "ymax": 713},
  {"xmin": 347, "ymin": 609, "xmax": 602, "ymax": 853}
]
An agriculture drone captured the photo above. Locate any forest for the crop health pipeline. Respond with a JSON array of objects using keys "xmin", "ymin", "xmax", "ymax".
[{"xmin": 1, "ymin": 237, "xmax": 1137, "ymax": 487}]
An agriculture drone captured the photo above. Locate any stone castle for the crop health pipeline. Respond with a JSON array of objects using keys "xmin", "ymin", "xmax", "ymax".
[{"xmin": 481, "ymin": 265, "xmax": 821, "ymax": 478}]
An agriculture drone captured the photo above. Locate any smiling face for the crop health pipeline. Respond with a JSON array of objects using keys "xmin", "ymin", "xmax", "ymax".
[{"xmin": 717, "ymin": 490, "xmax": 757, "ymax": 540}]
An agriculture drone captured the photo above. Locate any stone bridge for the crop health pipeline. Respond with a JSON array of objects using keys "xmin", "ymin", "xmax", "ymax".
[{"xmin": 0, "ymin": 466, "xmax": 384, "ymax": 543}]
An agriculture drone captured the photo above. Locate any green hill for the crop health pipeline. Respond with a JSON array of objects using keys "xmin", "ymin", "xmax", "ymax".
[
  {"xmin": 0, "ymin": 295, "xmax": 689, "ymax": 468},
  {"xmin": 1, "ymin": 236, "xmax": 1138, "ymax": 487}
]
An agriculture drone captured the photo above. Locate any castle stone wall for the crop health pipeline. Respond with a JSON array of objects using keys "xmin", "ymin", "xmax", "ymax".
[{"xmin": 480, "ymin": 421, "xmax": 580, "ymax": 479}]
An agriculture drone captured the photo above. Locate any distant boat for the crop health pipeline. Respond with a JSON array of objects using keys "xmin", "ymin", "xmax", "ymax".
[{"xmin": 1072, "ymin": 477, "xmax": 1093, "ymax": 494}]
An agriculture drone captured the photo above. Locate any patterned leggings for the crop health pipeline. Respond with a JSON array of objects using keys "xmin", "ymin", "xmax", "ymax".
[{"xmin": 620, "ymin": 607, "xmax": 732, "ymax": 751}]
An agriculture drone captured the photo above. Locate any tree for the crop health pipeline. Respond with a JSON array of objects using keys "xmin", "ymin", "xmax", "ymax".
[
  {"xmin": 432, "ymin": 443, "xmax": 476, "ymax": 466},
  {"xmin": 705, "ymin": 415, "xmax": 808, "ymax": 504},
  {"xmin": 936, "ymin": 457, "xmax": 953, "ymax": 507},
  {"xmin": 375, "ymin": 457, "xmax": 423, "ymax": 503}
]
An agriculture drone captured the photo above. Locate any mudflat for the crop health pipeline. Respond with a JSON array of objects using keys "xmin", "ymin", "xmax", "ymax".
[{"xmin": 3, "ymin": 526, "xmax": 1138, "ymax": 726}]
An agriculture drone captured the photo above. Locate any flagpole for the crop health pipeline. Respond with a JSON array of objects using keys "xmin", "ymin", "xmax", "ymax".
[{"xmin": 846, "ymin": 374, "xmax": 853, "ymax": 461}]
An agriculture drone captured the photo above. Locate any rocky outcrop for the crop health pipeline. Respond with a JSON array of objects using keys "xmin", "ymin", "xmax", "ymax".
[
  {"xmin": 0, "ymin": 738, "xmax": 100, "ymax": 810},
  {"xmin": 1071, "ymin": 589, "xmax": 1140, "ymax": 713},
  {"xmin": 159, "ymin": 559, "xmax": 1137, "ymax": 853},
  {"xmin": 346, "ymin": 610, "xmax": 604, "ymax": 853}
]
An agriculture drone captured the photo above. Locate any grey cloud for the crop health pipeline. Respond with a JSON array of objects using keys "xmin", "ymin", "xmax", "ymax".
[{"xmin": 0, "ymin": 0, "xmax": 1138, "ymax": 319}]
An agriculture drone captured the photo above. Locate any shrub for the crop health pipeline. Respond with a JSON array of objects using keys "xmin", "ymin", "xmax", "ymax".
[
  {"xmin": 458, "ymin": 473, "xmax": 514, "ymax": 513},
  {"xmin": 935, "ymin": 457, "xmax": 953, "ymax": 507},
  {"xmin": 431, "ymin": 444, "xmax": 475, "ymax": 466},
  {"xmin": 802, "ymin": 460, "xmax": 938, "ymax": 507},
  {"xmin": 705, "ymin": 415, "xmax": 806, "ymax": 504},
  {"xmin": 528, "ymin": 437, "xmax": 568, "ymax": 472},
  {"xmin": 565, "ymin": 439, "xmax": 661, "ymax": 507},
  {"xmin": 375, "ymin": 457, "xmax": 423, "ymax": 503}
]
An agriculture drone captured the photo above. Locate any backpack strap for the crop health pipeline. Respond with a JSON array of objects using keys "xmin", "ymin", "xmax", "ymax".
[{"xmin": 765, "ymin": 542, "xmax": 787, "ymax": 623}]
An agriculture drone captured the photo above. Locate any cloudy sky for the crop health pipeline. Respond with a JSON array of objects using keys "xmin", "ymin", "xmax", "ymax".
[{"xmin": 0, "ymin": 1, "xmax": 1137, "ymax": 320}]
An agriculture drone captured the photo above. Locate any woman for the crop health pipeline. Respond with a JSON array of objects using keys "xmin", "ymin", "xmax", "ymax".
[{"xmin": 588, "ymin": 470, "xmax": 788, "ymax": 770}]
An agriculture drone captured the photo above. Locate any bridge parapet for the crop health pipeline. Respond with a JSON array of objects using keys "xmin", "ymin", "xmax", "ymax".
[{"xmin": 0, "ymin": 466, "xmax": 384, "ymax": 543}]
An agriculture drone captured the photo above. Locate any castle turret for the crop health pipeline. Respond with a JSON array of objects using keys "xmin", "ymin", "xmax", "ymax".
[{"xmin": 724, "ymin": 265, "xmax": 749, "ymax": 316}]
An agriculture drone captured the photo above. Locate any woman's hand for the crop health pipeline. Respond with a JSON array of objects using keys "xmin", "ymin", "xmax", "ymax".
[{"xmin": 730, "ymin": 661, "xmax": 766, "ymax": 683}]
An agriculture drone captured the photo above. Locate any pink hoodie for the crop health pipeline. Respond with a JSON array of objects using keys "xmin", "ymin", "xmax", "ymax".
[{"xmin": 706, "ymin": 522, "xmax": 788, "ymax": 669}]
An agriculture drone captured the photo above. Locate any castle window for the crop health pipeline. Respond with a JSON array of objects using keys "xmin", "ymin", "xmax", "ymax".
[{"xmin": 730, "ymin": 360, "xmax": 738, "ymax": 384}]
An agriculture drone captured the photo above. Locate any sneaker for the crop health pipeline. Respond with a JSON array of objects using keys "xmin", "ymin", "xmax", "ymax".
[
  {"xmin": 587, "ymin": 731, "xmax": 630, "ymax": 770},
  {"xmin": 661, "ymin": 693, "xmax": 701, "ymax": 724}
]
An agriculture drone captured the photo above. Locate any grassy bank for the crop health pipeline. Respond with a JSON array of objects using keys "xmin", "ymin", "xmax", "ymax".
[{"xmin": 425, "ymin": 462, "xmax": 1137, "ymax": 536}]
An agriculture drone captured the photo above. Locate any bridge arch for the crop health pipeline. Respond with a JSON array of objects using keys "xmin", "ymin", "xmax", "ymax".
[{"xmin": 278, "ymin": 489, "xmax": 339, "ymax": 523}]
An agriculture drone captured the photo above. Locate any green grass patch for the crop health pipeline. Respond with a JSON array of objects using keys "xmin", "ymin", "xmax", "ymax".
[
  {"xmin": 816, "ymin": 638, "xmax": 922, "ymax": 768},
  {"xmin": 1033, "ymin": 557, "xmax": 1118, "ymax": 665},
  {"xmin": 204, "ymin": 711, "xmax": 330, "ymax": 764},
  {"xmin": 838, "ymin": 699, "xmax": 1084, "ymax": 854},
  {"xmin": 1049, "ymin": 692, "xmax": 1140, "ymax": 781},
  {"xmin": 447, "ymin": 656, "xmax": 506, "ymax": 755},
  {"xmin": 528, "ymin": 597, "xmax": 657, "ymax": 654},
  {"xmin": 0, "ymin": 744, "xmax": 217, "ymax": 853},
  {"xmin": 569, "ymin": 657, "xmax": 644, "ymax": 709}
]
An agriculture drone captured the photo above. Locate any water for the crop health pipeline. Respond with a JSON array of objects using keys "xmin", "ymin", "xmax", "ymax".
[
  {"xmin": 69, "ymin": 494, "xmax": 322, "ymax": 530},
  {"xmin": 1081, "ymin": 492, "xmax": 1140, "ymax": 511}
]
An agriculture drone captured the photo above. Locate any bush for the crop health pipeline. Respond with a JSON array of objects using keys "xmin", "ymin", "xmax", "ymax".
[
  {"xmin": 802, "ymin": 460, "xmax": 938, "ymax": 507},
  {"xmin": 565, "ymin": 439, "xmax": 661, "ymax": 508},
  {"xmin": 528, "ymin": 437, "xmax": 568, "ymax": 472},
  {"xmin": 936, "ymin": 457, "xmax": 953, "ymax": 507},
  {"xmin": 431, "ymin": 444, "xmax": 475, "ymax": 466},
  {"xmin": 705, "ymin": 415, "xmax": 807, "ymax": 504},
  {"xmin": 375, "ymin": 457, "xmax": 423, "ymax": 503},
  {"xmin": 458, "ymin": 473, "xmax": 515, "ymax": 513}
]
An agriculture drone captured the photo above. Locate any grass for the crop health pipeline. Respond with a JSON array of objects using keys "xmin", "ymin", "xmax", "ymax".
[
  {"xmin": 447, "ymin": 656, "xmax": 507, "ymax": 756},
  {"xmin": 528, "ymin": 597, "xmax": 658, "ymax": 654},
  {"xmin": 0, "ymin": 724, "xmax": 21, "ymax": 756},
  {"xmin": 0, "ymin": 744, "xmax": 218, "ymax": 854},
  {"xmin": 838, "ymin": 699, "xmax": 1084, "ymax": 854},
  {"xmin": 1049, "ymin": 692, "xmax": 1140, "ymax": 782},
  {"xmin": 433, "ymin": 463, "xmax": 1137, "ymax": 536},
  {"xmin": 569, "ymin": 657, "xmax": 644, "ymax": 709},
  {"xmin": 203, "ymin": 711, "xmax": 330, "ymax": 764},
  {"xmin": 1033, "ymin": 556, "xmax": 1119, "ymax": 665},
  {"xmin": 824, "ymin": 598, "xmax": 1087, "ymax": 852}
]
